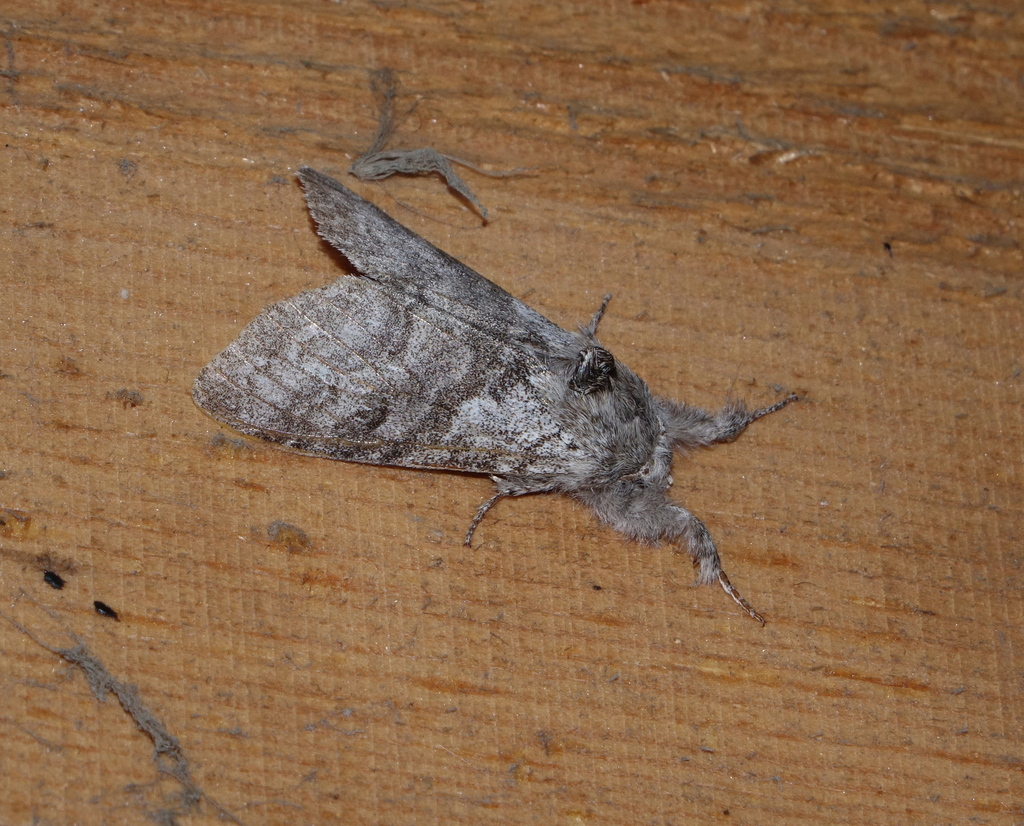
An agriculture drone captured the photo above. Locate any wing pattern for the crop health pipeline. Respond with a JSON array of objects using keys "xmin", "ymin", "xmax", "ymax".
[{"xmin": 194, "ymin": 272, "xmax": 583, "ymax": 475}]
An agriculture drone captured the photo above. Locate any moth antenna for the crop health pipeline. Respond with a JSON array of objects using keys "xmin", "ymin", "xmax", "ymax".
[
  {"xmin": 717, "ymin": 571, "xmax": 766, "ymax": 626},
  {"xmin": 748, "ymin": 393, "xmax": 798, "ymax": 423},
  {"xmin": 464, "ymin": 491, "xmax": 507, "ymax": 545},
  {"xmin": 587, "ymin": 294, "xmax": 613, "ymax": 335}
]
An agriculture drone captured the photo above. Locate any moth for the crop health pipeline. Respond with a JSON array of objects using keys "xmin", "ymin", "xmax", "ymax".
[{"xmin": 193, "ymin": 167, "xmax": 796, "ymax": 624}]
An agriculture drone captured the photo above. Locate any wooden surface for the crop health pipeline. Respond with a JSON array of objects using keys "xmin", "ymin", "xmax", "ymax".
[{"xmin": 2, "ymin": 2, "xmax": 1022, "ymax": 824}]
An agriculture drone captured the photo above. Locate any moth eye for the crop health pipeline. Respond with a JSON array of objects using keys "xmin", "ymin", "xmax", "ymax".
[{"xmin": 568, "ymin": 346, "xmax": 616, "ymax": 394}]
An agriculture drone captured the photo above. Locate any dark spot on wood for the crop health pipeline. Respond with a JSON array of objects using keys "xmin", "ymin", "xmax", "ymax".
[
  {"xmin": 107, "ymin": 388, "xmax": 144, "ymax": 408},
  {"xmin": 0, "ymin": 507, "xmax": 31, "ymax": 539},
  {"xmin": 231, "ymin": 477, "xmax": 267, "ymax": 492},
  {"xmin": 94, "ymin": 601, "xmax": 119, "ymax": 620},
  {"xmin": 268, "ymin": 521, "xmax": 311, "ymax": 553},
  {"xmin": 56, "ymin": 355, "xmax": 82, "ymax": 375}
]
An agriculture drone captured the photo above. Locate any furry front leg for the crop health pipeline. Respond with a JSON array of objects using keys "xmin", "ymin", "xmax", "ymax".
[
  {"xmin": 681, "ymin": 512, "xmax": 765, "ymax": 626},
  {"xmin": 656, "ymin": 393, "xmax": 797, "ymax": 449},
  {"xmin": 577, "ymin": 486, "xmax": 765, "ymax": 624}
]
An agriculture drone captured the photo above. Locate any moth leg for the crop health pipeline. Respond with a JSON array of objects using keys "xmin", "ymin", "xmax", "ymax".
[
  {"xmin": 657, "ymin": 393, "xmax": 797, "ymax": 449},
  {"xmin": 586, "ymin": 294, "xmax": 613, "ymax": 335},
  {"xmin": 464, "ymin": 491, "xmax": 507, "ymax": 546},
  {"xmin": 682, "ymin": 509, "xmax": 765, "ymax": 626},
  {"xmin": 716, "ymin": 571, "xmax": 765, "ymax": 627}
]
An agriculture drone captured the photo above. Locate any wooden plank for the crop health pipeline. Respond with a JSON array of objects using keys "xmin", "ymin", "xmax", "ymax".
[{"xmin": 1, "ymin": 2, "xmax": 1021, "ymax": 823}]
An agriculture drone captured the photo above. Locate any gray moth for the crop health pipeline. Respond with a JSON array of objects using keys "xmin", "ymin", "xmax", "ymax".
[{"xmin": 193, "ymin": 167, "xmax": 796, "ymax": 624}]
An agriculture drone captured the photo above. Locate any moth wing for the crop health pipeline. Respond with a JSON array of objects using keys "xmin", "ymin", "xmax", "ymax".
[
  {"xmin": 296, "ymin": 167, "xmax": 577, "ymax": 355},
  {"xmin": 193, "ymin": 274, "xmax": 580, "ymax": 476}
]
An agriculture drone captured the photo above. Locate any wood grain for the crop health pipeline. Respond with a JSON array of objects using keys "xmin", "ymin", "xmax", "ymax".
[{"xmin": 1, "ymin": 2, "xmax": 1021, "ymax": 824}]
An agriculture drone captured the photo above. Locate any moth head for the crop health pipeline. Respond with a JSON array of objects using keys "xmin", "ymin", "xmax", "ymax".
[{"xmin": 568, "ymin": 345, "xmax": 617, "ymax": 395}]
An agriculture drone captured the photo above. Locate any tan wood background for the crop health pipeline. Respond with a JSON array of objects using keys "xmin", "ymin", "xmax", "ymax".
[{"xmin": 2, "ymin": 1, "xmax": 1022, "ymax": 823}]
